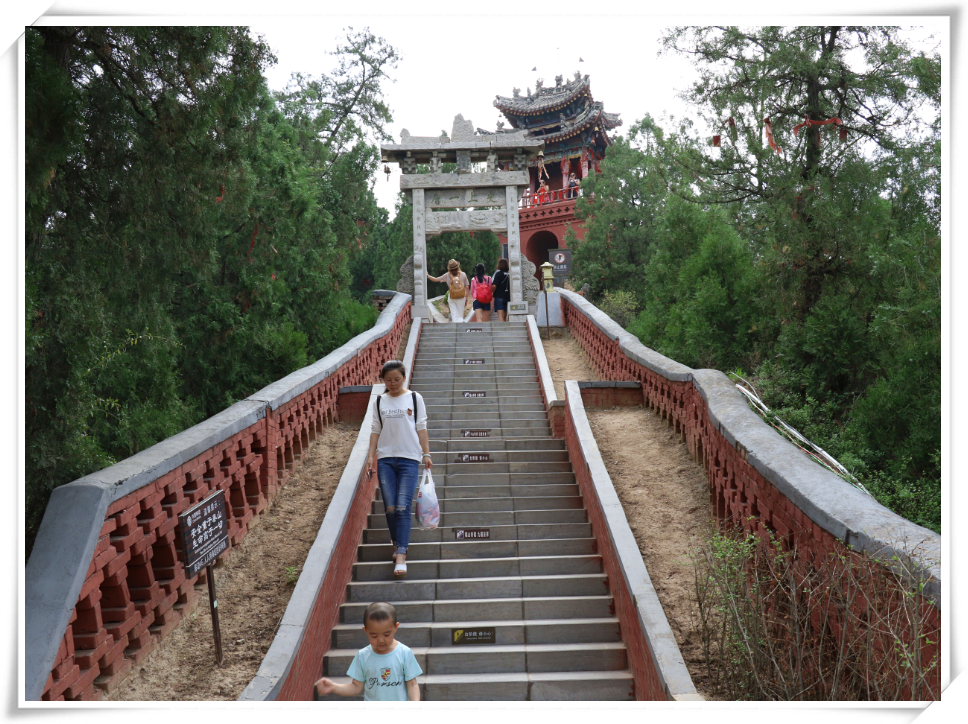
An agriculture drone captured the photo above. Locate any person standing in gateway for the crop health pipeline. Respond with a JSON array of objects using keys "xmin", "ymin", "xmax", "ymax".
[{"xmin": 428, "ymin": 259, "xmax": 469, "ymax": 322}]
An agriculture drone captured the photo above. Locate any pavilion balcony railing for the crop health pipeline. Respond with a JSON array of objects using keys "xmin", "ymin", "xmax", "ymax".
[{"xmin": 519, "ymin": 186, "xmax": 583, "ymax": 208}]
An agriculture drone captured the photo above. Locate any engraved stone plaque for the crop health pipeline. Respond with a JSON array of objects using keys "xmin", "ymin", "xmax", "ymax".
[{"xmin": 425, "ymin": 188, "xmax": 507, "ymax": 209}]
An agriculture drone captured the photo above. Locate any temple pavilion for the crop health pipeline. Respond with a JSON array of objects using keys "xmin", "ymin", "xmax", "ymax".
[{"xmin": 480, "ymin": 71, "xmax": 622, "ymax": 273}]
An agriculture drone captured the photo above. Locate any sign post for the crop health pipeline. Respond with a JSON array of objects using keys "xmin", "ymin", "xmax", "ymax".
[
  {"xmin": 178, "ymin": 489, "xmax": 230, "ymax": 665},
  {"xmin": 549, "ymin": 249, "xmax": 571, "ymax": 288}
]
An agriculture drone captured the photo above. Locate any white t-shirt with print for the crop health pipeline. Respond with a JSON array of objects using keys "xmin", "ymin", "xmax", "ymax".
[{"xmin": 371, "ymin": 390, "xmax": 428, "ymax": 461}]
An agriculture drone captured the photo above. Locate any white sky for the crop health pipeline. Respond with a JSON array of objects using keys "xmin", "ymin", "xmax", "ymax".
[
  {"xmin": 253, "ymin": 15, "xmax": 699, "ymax": 218},
  {"xmin": 250, "ymin": 16, "xmax": 943, "ymax": 219}
]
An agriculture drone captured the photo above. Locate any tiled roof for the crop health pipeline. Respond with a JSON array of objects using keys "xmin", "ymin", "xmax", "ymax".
[
  {"xmin": 494, "ymin": 74, "xmax": 592, "ymax": 116},
  {"xmin": 525, "ymin": 102, "xmax": 622, "ymax": 145}
]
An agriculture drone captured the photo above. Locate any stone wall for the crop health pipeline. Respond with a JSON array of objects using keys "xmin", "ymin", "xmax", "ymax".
[{"xmin": 25, "ymin": 295, "xmax": 413, "ymax": 701}]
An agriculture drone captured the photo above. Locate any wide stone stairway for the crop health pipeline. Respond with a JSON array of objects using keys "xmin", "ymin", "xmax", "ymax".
[{"xmin": 321, "ymin": 320, "xmax": 634, "ymax": 700}]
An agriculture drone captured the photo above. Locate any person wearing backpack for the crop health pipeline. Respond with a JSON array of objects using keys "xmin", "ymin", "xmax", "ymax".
[
  {"xmin": 491, "ymin": 258, "xmax": 511, "ymax": 322},
  {"xmin": 365, "ymin": 360, "xmax": 432, "ymax": 578},
  {"xmin": 427, "ymin": 258, "xmax": 469, "ymax": 322},
  {"xmin": 470, "ymin": 263, "xmax": 494, "ymax": 322}
]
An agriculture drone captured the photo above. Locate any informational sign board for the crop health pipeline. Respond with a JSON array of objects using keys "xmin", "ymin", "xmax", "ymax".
[
  {"xmin": 452, "ymin": 627, "xmax": 496, "ymax": 645},
  {"xmin": 508, "ymin": 302, "xmax": 527, "ymax": 314},
  {"xmin": 463, "ymin": 359, "xmax": 485, "ymax": 365},
  {"xmin": 454, "ymin": 528, "xmax": 490, "ymax": 539},
  {"xmin": 463, "ymin": 391, "xmax": 486, "ymax": 398},
  {"xmin": 461, "ymin": 429, "xmax": 490, "ymax": 437},
  {"xmin": 456, "ymin": 453, "xmax": 490, "ymax": 463},
  {"xmin": 179, "ymin": 490, "xmax": 229, "ymax": 579},
  {"xmin": 465, "ymin": 328, "xmax": 483, "ymax": 333},
  {"xmin": 177, "ymin": 489, "xmax": 229, "ymax": 665},
  {"xmin": 549, "ymin": 249, "xmax": 571, "ymax": 276}
]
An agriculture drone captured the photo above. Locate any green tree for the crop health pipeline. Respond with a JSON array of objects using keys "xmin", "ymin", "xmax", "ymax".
[{"xmin": 25, "ymin": 26, "xmax": 396, "ymax": 555}]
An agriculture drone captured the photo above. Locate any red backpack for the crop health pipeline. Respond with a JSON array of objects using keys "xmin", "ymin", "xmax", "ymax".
[{"xmin": 474, "ymin": 275, "xmax": 493, "ymax": 304}]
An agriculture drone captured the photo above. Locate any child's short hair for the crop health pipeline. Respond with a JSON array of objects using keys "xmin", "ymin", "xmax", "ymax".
[{"xmin": 363, "ymin": 601, "xmax": 398, "ymax": 627}]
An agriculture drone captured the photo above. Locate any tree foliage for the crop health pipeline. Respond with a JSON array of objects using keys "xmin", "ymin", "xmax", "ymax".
[
  {"xmin": 568, "ymin": 26, "xmax": 941, "ymax": 531},
  {"xmin": 25, "ymin": 26, "xmax": 397, "ymax": 554}
]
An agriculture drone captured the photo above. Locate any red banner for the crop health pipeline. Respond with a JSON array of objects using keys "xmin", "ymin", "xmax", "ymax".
[{"xmin": 763, "ymin": 117, "xmax": 782, "ymax": 155}]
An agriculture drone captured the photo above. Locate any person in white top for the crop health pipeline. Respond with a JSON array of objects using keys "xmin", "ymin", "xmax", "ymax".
[
  {"xmin": 366, "ymin": 360, "xmax": 433, "ymax": 578},
  {"xmin": 428, "ymin": 258, "xmax": 470, "ymax": 322}
]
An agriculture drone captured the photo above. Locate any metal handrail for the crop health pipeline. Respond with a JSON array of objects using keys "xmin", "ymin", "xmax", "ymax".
[{"xmin": 520, "ymin": 186, "xmax": 582, "ymax": 208}]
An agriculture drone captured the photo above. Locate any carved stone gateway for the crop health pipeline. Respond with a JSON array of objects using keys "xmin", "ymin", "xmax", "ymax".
[{"xmin": 382, "ymin": 114, "xmax": 544, "ymax": 319}]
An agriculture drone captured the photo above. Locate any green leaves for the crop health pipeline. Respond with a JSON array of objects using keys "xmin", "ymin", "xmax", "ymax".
[
  {"xmin": 25, "ymin": 26, "xmax": 396, "ymax": 557},
  {"xmin": 574, "ymin": 25, "xmax": 940, "ymax": 533}
]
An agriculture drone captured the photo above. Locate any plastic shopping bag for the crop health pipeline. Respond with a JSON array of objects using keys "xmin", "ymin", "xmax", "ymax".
[{"xmin": 415, "ymin": 469, "xmax": 440, "ymax": 530}]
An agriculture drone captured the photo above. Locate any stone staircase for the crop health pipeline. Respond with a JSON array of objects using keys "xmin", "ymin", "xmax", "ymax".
[{"xmin": 321, "ymin": 320, "xmax": 634, "ymax": 700}]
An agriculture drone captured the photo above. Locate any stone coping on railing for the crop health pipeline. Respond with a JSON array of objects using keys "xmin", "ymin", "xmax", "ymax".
[
  {"xmin": 564, "ymin": 380, "xmax": 702, "ymax": 701},
  {"xmin": 24, "ymin": 294, "xmax": 411, "ymax": 701},
  {"xmin": 558, "ymin": 288, "xmax": 693, "ymax": 382},
  {"xmin": 556, "ymin": 287, "xmax": 941, "ymax": 606},
  {"xmin": 238, "ymin": 383, "xmax": 383, "ymax": 700},
  {"xmin": 247, "ymin": 293, "xmax": 411, "ymax": 412},
  {"xmin": 525, "ymin": 315, "xmax": 558, "ymax": 409}
]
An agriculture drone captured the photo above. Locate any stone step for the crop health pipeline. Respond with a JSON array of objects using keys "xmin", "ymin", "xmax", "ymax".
[
  {"xmin": 428, "ymin": 414, "xmax": 551, "ymax": 425},
  {"xmin": 442, "ymin": 438, "xmax": 567, "ymax": 451},
  {"xmin": 366, "ymin": 506, "xmax": 587, "ymax": 529},
  {"xmin": 423, "ymin": 483, "xmax": 580, "ymax": 499},
  {"xmin": 356, "ymin": 537, "xmax": 596, "ymax": 562},
  {"xmin": 428, "ymin": 427, "xmax": 553, "ymax": 439},
  {"xmin": 436, "ymin": 471, "xmax": 576, "ymax": 487},
  {"xmin": 411, "ymin": 382, "xmax": 541, "ymax": 392},
  {"xmin": 353, "ymin": 554, "xmax": 602, "ymax": 582},
  {"xmin": 362, "ymin": 522, "xmax": 592, "ymax": 545},
  {"xmin": 317, "ymin": 670, "xmax": 634, "ymax": 701},
  {"xmin": 332, "ymin": 616, "xmax": 621, "ymax": 649},
  {"xmin": 346, "ymin": 573, "xmax": 608, "ymax": 602},
  {"xmin": 323, "ymin": 641, "xmax": 628, "ymax": 676},
  {"xmin": 429, "ymin": 462, "xmax": 574, "ymax": 475},
  {"xmin": 339, "ymin": 595, "xmax": 616, "ymax": 624},
  {"xmin": 425, "ymin": 451, "xmax": 569, "ymax": 463},
  {"xmin": 430, "ymin": 438, "xmax": 565, "ymax": 455},
  {"xmin": 372, "ymin": 495, "xmax": 583, "ymax": 514},
  {"xmin": 426, "ymin": 403, "xmax": 547, "ymax": 414},
  {"xmin": 427, "ymin": 420, "xmax": 551, "ymax": 432}
]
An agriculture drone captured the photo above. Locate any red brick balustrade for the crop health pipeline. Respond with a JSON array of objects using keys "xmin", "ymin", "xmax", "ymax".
[
  {"xmin": 558, "ymin": 288, "xmax": 941, "ymax": 698},
  {"xmin": 27, "ymin": 297, "xmax": 412, "ymax": 702}
]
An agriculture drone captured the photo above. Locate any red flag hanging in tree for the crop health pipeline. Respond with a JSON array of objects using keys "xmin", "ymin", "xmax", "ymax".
[{"xmin": 763, "ymin": 117, "xmax": 782, "ymax": 155}]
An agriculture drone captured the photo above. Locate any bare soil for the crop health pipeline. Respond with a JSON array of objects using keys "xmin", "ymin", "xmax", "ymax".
[
  {"xmin": 540, "ymin": 328, "xmax": 599, "ymax": 399},
  {"xmin": 542, "ymin": 328, "xmax": 718, "ymax": 700},
  {"xmin": 110, "ymin": 424, "xmax": 360, "ymax": 701},
  {"xmin": 109, "ymin": 322, "xmax": 407, "ymax": 700}
]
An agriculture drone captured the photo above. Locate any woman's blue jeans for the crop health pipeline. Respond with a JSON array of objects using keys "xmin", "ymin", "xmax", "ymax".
[{"xmin": 377, "ymin": 457, "xmax": 420, "ymax": 555}]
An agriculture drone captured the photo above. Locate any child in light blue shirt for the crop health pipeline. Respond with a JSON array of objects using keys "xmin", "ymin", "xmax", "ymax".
[{"xmin": 316, "ymin": 602, "xmax": 422, "ymax": 701}]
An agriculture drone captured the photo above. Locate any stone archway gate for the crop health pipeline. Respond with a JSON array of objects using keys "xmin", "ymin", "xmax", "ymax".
[{"xmin": 381, "ymin": 114, "xmax": 543, "ymax": 319}]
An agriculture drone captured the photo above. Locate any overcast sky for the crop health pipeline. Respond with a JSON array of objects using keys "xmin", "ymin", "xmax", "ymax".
[
  {"xmin": 252, "ymin": 15, "xmax": 702, "ymax": 218},
  {"xmin": 248, "ymin": 16, "xmax": 943, "ymax": 219}
]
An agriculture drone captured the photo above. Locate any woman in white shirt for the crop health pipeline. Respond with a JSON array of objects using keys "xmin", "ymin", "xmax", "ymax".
[
  {"xmin": 428, "ymin": 258, "xmax": 469, "ymax": 322},
  {"xmin": 366, "ymin": 360, "xmax": 433, "ymax": 578}
]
